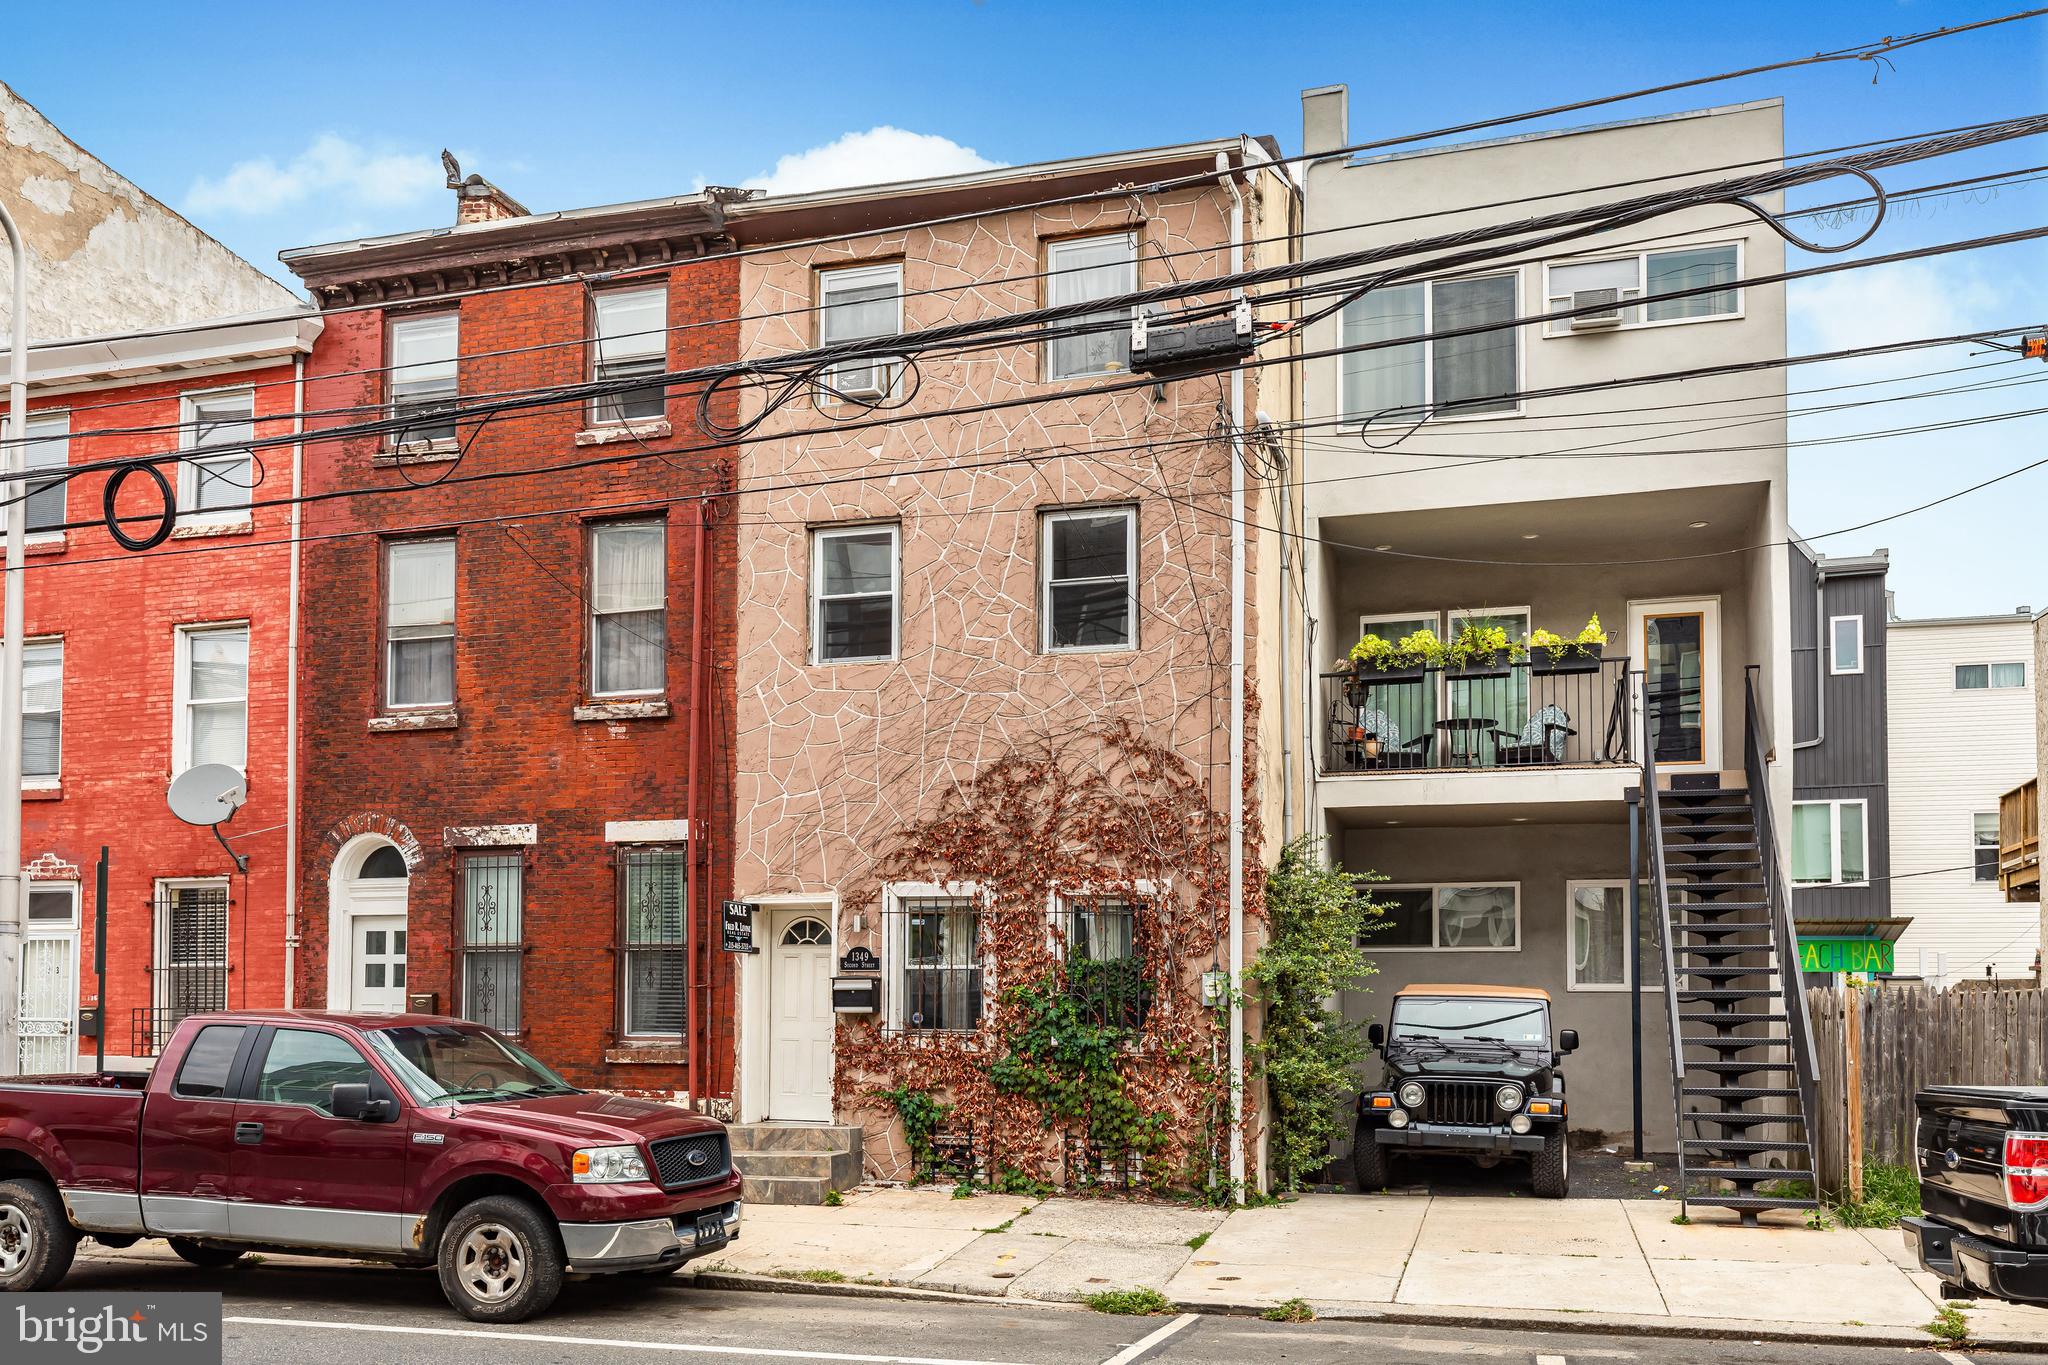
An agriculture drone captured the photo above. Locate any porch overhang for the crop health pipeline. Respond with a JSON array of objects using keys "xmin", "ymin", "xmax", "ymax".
[{"xmin": 1319, "ymin": 765, "xmax": 1635, "ymax": 826}]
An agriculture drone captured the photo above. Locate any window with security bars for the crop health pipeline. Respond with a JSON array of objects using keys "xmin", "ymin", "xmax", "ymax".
[
  {"xmin": 154, "ymin": 883, "xmax": 229, "ymax": 1046},
  {"xmin": 461, "ymin": 854, "xmax": 524, "ymax": 1033},
  {"xmin": 888, "ymin": 896, "xmax": 982, "ymax": 1032},
  {"xmin": 1062, "ymin": 896, "xmax": 1149, "ymax": 1029},
  {"xmin": 621, "ymin": 848, "xmax": 687, "ymax": 1036}
]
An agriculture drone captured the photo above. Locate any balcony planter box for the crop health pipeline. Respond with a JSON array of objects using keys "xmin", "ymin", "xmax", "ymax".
[
  {"xmin": 1444, "ymin": 660, "xmax": 1514, "ymax": 682},
  {"xmin": 1350, "ymin": 661, "xmax": 1431, "ymax": 686},
  {"xmin": 1531, "ymin": 643, "xmax": 1604, "ymax": 676}
]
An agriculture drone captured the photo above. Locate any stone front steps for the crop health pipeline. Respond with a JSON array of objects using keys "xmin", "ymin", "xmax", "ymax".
[{"xmin": 729, "ymin": 1122, "xmax": 864, "ymax": 1205}]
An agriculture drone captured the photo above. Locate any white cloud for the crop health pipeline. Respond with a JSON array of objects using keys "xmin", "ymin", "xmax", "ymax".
[
  {"xmin": 741, "ymin": 127, "xmax": 1002, "ymax": 197},
  {"xmin": 1789, "ymin": 256, "xmax": 2002, "ymax": 354},
  {"xmin": 185, "ymin": 134, "xmax": 443, "ymax": 217}
]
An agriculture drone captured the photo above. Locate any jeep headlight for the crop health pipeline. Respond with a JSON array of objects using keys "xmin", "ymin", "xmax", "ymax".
[
  {"xmin": 1495, "ymin": 1085, "xmax": 1524, "ymax": 1112},
  {"xmin": 572, "ymin": 1144, "xmax": 651, "ymax": 1184},
  {"xmin": 1397, "ymin": 1081, "xmax": 1426, "ymax": 1109}
]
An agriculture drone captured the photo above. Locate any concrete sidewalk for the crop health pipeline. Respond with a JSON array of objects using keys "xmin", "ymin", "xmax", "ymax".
[{"xmin": 697, "ymin": 1186, "xmax": 2048, "ymax": 1349}]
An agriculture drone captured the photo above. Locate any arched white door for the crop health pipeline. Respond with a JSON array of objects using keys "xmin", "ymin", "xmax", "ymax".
[
  {"xmin": 768, "ymin": 914, "xmax": 835, "ymax": 1121},
  {"xmin": 343, "ymin": 843, "xmax": 410, "ymax": 1013}
]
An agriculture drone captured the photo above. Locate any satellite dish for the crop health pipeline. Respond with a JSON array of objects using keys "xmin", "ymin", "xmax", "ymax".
[{"xmin": 168, "ymin": 764, "xmax": 246, "ymax": 827}]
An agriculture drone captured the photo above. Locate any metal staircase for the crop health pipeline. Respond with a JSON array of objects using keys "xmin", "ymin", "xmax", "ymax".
[{"xmin": 1643, "ymin": 669, "xmax": 1821, "ymax": 1225}]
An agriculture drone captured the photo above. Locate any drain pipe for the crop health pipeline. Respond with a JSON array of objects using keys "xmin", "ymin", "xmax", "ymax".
[
  {"xmin": 283, "ymin": 352, "xmax": 305, "ymax": 1008},
  {"xmin": 1221, "ymin": 150, "xmax": 1249, "ymax": 1201}
]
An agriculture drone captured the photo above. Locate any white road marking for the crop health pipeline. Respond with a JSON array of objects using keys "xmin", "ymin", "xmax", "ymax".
[
  {"xmin": 1099, "ymin": 1313, "xmax": 1200, "ymax": 1365},
  {"xmin": 1536, "ymin": 1356, "xmax": 1569, "ymax": 1365},
  {"xmin": 1938, "ymin": 1353, "xmax": 1973, "ymax": 1365},
  {"xmin": 223, "ymin": 1315, "xmax": 1037, "ymax": 1365}
]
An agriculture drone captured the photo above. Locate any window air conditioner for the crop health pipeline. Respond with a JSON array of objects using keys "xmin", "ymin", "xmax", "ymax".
[
  {"xmin": 829, "ymin": 359, "xmax": 892, "ymax": 401},
  {"xmin": 1568, "ymin": 288, "xmax": 1625, "ymax": 330}
]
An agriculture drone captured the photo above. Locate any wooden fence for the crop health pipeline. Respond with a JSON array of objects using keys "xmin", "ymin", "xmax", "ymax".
[{"xmin": 1805, "ymin": 985, "xmax": 2048, "ymax": 1193}]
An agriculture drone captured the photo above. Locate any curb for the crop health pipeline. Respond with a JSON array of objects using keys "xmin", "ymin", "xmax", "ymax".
[{"xmin": 686, "ymin": 1268, "xmax": 2043, "ymax": 1353}]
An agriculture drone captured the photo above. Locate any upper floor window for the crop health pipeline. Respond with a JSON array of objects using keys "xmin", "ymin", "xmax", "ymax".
[
  {"xmin": 1046, "ymin": 233, "xmax": 1136, "ymax": 380},
  {"xmin": 589, "ymin": 519, "xmax": 666, "ymax": 696},
  {"xmin": 1543, "ymin": 243, "xmax": 1740, "ymax": 334},
  {"xmin": 811, "ymin": 524, "xmax": 898, "ymax": 665},
  {"xmin": 23, "ymin": 639, "xmax": 61, "ymax": 784},
  {"xmin": 1975, "ymin": 812, "xmax": 2001, "ymax": 882},
  {"xmin": 388, "ymin": 314, "xmax": 459, "ymax": 445},
  {"xmin": 176, "ymin": 623, "xmax": 249, "ymax": 773},
  {"xmin": 1792, "ymin": 799, "xmax": 1867, "ymax": 886},
  {"xmin": 385, "ymin": 538, "xmax": 455, "ymax": 709},
  {"xmin": 1041, "ymin": 506, "xmax": 1135, "ymax": 652},
  {"xmin": 1829, "ymin": 615, "xmax": 1864, "ymax": 675},
  {"xmin": 1956, "ymin": 662, "xmax": 2027, "ymax": 690},
  {"xmin": 1343, "ymin": 272, "xmax": 1518, "ymax": 422},
  {"xmin": 818, "ymin": 263, "xmax": 902, "ymax": 401},
  {"xmin": 590, "ymin": 287, "xmax": 667, "ymax": 426},
  {"xmin": 180, "ymin": 390, "xmax": 255, "ymax": 524},
  {"xmin": 22, "ymin": 413, "xmax": 68, "ymax": 536}
]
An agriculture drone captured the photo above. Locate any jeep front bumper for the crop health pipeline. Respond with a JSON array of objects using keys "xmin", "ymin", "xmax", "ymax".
[
  {"xmin": 560, "ymin": 1199, "xmax": 742, "ymax": 1273},
  {"xmin": 1373, "ymin": 1124, "xmax": 1547, "ymax": 1153}
]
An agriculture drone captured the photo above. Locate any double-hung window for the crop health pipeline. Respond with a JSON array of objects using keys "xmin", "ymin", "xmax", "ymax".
[
  {"xmin": 388, "ymin": 314, "xmax": 459, "ymax": 445},
  {"xmin": 1975, "ymin": 812, "xmax": 2002, "ymax": 882},
  {"xmin": 620, "ymin": 847, "xmax": 687, "ymax": 1036},
  {"xmin": 1830, "ymin": 615, "xmax": 1864, "ymax": 675},
  {"xmin": 888, "ymin": 893, "xmax": 983, "ymax": 1032},
  {"xmin": 1366, "ymin": 884, "xmax": 1520, "ymax": 950},
  {"xmin": 1046, "ymin": 233, "xmax": 1137, "ymax": 380},
  {"xmin": 1042, "ymin": 507, "xmax": 1135, "ymax": 652},
  {"xmin": 22, "ymin": 413, "xmax": 68, "ymax": 536},
  {"xmin": 1543, "ymin": 243, "xmax": 1740, "ymax": 333},
  {"xmin": 22, "ymin": 639, "xmax": 61, "ymax": 784},
  {"xmin": 589, "ymin": 520, "xmax": 666, "ymax": 696},
  {"xmin": 818, "ymin": 263, "xmax": 902, "ymax": 400},
  {"xmin": 1343, "ymin": 272, "xmax": 1518, "ymax": 421},
  {"xmin": 812, "ymin": 524, "xmax": 898, "ymax": 664},
  {"xmin": 1956, "ymin": 662, "xmax": 2027, "ymax": 690},
  {"xmin": 590, "ymin": 287, "xmax": 667, "ymax": 425},
  {"xmin": 460, "ymin": 854, "xmax": 523, "ymax": 1033},
  {"xmin": 180, "ymin": 390, "xmax": 255, "ymax": 524},
  {"xmin": 176, "ymin": 624, "xmax": 249, "ymax": 773},
  {"xmin": 1791, "ymin": 799, "xmax": 1868, "ymax": 886},
  {"xmin": 385, "ymin": 538, "xmax": 456, "ymax": 708}
]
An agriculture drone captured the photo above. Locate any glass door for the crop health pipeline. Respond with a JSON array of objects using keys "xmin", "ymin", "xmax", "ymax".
[
  {"xmin": 1357, "ymin": 612, "xmax": 1437, "ymax": 759},
  {"xmin": 1630, "ymin": 598, "xmax": 1719, "ymax": 769},
  {"xmin": 1447, "ymin": 606, "xmax": 1530, "ymax": 765}
]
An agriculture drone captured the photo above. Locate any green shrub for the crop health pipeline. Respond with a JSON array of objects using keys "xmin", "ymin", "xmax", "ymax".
[
  {"xmin": 1084, "ymin": 1287, "xmax": 1173, "ymax": 1316},
  {"xmin": 1261, "ymin": 1298, "xmax": 1315, "ymax": 1323}
]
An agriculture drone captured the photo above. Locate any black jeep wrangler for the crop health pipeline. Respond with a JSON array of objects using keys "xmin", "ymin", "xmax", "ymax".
[{"xmin": 1352, "ymin": 984, "xmax": 1577, "ymax": 1198}]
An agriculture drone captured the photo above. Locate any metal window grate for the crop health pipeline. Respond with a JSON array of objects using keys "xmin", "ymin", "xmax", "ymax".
[
  {"xmin": 621, "ymin": 848, "xmax": 688, "ymax": 1036},
  {"xmin": 136, "ymin": 884, "xmax": 230, "ymax": 1055},
  {"xmin": 1061, "ymin": 1132, "xmax": 1145, "ymax": 1191},
  {"xmin": 461, "ymin": 854, "xmax": 524, "ymax": 1033},
  {"xmin": 1064, "ymin": 898, "xmax": 1151, "ymax": 1030},
  {"xmin": 889, "ymin": 897, "xmax": 982, "ymax": 1032}
]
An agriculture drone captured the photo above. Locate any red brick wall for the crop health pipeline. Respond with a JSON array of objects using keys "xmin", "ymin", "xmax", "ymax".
[
  {"xmin": 21, "ymin": 362, "xmax": 300, "ymax": 1062},
  {"xmin": 295, "ymin": 257, "xmax": 740, "ymax": 1099}
]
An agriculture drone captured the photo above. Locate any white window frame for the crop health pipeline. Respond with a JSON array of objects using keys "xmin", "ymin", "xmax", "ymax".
[
  {"xmin": 1044, "ymin": 232, "xmax": 1138, "ymax": 382},
  {"xmin": 172, "ymin": 621, "xmax": 250, "ymax": 776},
  {"xmin": 1366, "ymin": 881, "xmax": 1521, "ymax": 953},
  {"xmin": 26, "ymin": 880, "xmax": 79, "ymax": 928},
  {"xmin": 1540, "ymin": 239, "xmax": 1744, "ymax": 337},
  {"xmin": 1040, "ymin": 505, "xmax": 1137, "ymax": 655},
  {"xmin": 810, "ymin": 523, "xmax": 900, "ymax": 665},
  {"xmin": 21, "ymin": 636, "xmax": 61, "ymax": 788},
  {"xmin": 15, "ymin": 411, "xmax": 69, "ymax": 542},
  {"xmin": 588, "ymin": 286, "xmax": 669, "ymax": 428},
  {"xmin": 1829, "ymin": 614, "xmax": 1865, "ymax": 676},
  {"xmin": 1955, "ymin": 662, "xmax": 2029, "ymax": 691},
  {"xmin": 178, "ymin": 386, "xmax": 257, "ymax": 528},
  {"xmin": 882, "ymin": 880, "xmax": 989, "ymax": 1035},
  {"xmin": 1974, "ymin": 811, "xmax": 2002, "ymax": 883},
  {"xmin": 1791, "ymin": 798, "xmax": 1869, "ymax": 888},
  {"xmin": 386, "ymin": 312, "xmax": 460, "ymax": 449},
  {"xmin": 1565, "ymin": 879, "xmax": 1657, "ymax": 993},
  {"xmin": 619, "ymin": 845, "xmax": 688, "ymax": 1040},
  {"xmin": 817, "ymin": 262, "xmax": 904, "ymax": 403},
  {"xmin": 587, "ymin": 519, "xmax": 667, "ymax": 699},
  {"xmin": 1341, "ymin": 268, "xmax": 1524, "ymax": 425},
  {"xmin": 384, "ymin": 537, "xmax": 457, "ymax": 710}
]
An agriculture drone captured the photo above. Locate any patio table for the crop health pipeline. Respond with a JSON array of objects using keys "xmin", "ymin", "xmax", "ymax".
[{"xmin": 1434, "ymin": 716, "xmax": 1495, "ymax": 768}]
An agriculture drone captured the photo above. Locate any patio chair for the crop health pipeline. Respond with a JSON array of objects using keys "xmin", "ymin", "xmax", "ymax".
[
  {"xmin": 1492, "ymin": 704, "xmax": 1575, "ymax": 767},
  {"xmin": 1349, "ymin": 706, "xmax": 1434, "ymax": 770}
]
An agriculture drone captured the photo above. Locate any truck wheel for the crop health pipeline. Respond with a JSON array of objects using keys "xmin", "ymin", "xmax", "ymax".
[
  {"xmin": 0, "ymin": 1177, "xmax": 77, "ymax": 1292},
  {"xmin": 1531, "ymin": 1130, "xmax": 1570, "ymax": 1199},
  {"xmin": 1351, "ymin": 1120, "xmax": 1392, "ymax": 1192},
  {"xmin": 169, "ymin": 1238, "xmax": 247, "ymax": 1269},
  {"xmin": 437, "ymin": 1195, "xmax": 563, "ymax": 1323}
]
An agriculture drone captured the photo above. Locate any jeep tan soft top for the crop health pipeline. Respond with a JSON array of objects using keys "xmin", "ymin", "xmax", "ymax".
[{"xmin": 1394, "ymin": 983, "xmax": 1552, "ymax": 1002}]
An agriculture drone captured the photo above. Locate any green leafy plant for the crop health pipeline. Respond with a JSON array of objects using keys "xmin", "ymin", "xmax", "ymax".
[
  {"xmin": 780, "ymin": 1268, "xmax": 847, "ymax": 1284},
  {"xmin": 993, "ymin": 1167, "xmax": 1053, "ymax": 1199},
  {"xmin": 1531, "ymin": 613, "xmax": 1607, "ymax": 662},
  {"xmin": 1261, "ymin": 1298, "xmax": 1315, "ymax": 1323},
  {"xmin": 822, "ymin": 1188, "xmax": 844, "ymax": 1208},
  {"xmin": 989, "ymin": 977, "xmax": 1165, "ymax": 1173},
  {"xmin": 1669, "ymin": 1213, "xmax": 1691, "ymax": 1225},
  {"xmin": 1247, "ymin": 836, "xmax": 1381, "ymax": 1191},
  {"xmin": 1577, "ymin": 612, "xmax": 1607, "ymax": 647},
  {"xmin": 1924, "ymin": 1304, "xmax": 1970, "ymax": 1344},
  {"xmin": 951, "ymin": 1180, "xmax": 976, "ymax": 1199},
  {"xmin": 879, "ymin": 1086, "xmax": 953, "ymax": 1185},
  {"xmin": 1827, "ymin": 1163, "xmax": 1923, "ymax": 1228},
  {"xmin": 1084, "ymin": 1287, "xmax": 1174, "ymax": 1316},
  {"xmin": 1184, "ymin": 1231, "xmax": 1210, "ymax": 1251},
  {"xmin": 1347, "ymin": 628, "xmax": 1443, "ymax": 672},
  {"xmin": 1444, "ymin": 618, "xmax": 1525, "ymax": 670}
]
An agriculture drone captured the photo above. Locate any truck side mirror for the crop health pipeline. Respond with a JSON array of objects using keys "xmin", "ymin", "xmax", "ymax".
[
  {"xmin": 1367, "ymin": 1023, "xmax": 1385, "ymax": 1049},
  {"xmin": 330, "ymin": 1082, "xmax": 390, "ymax": 1122},
  {"xmin": 1557, "ymin": 1029, "xmax": 1579, "ymax": 1055}
]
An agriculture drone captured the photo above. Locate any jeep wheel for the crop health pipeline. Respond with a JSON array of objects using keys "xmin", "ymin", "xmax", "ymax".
[
  {"xmin": 1351, "ymin": 1119, "xmax": 1392, "ymax": 1192},
  {"xmin": 169, "ymin": 1238, "xmax": 247, "ymax": 1269},
  {"xmin": 437, "ymin": 1195, "xmax": 563, "ymax": 1323},
  {"xmin": 0, "ymin": 1177, "xmax": 77, "ymax": 1292},
  {"xmin": 1531, "ymin": 1129, "xmax": 1570, "ymax": 1199}
]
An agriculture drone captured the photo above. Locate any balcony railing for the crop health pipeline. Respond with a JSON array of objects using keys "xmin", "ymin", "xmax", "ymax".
[
  {"xmin": 2002, "ymin": 777, "xmax": 2040, "ymax": 903},
  {"xmin": 1319, "ymin": 656, "xmax": 1633, "ymax": 775}
]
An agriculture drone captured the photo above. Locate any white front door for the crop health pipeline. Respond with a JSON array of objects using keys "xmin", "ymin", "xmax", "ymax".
[
  {"xmin": 19, "ymin": 929, "xmax": 77, "ymax": 1074},
  {"xmin": 768, "ymin": 914, "xmax": 835, "ymax": 1122},
  {"xmin": 351, "ymin": 915, "xmax": 408, "ymax": 1013},
  {"xmin": 1629, "ymin": 597, "xmax": 1721, "ymax": 771}
]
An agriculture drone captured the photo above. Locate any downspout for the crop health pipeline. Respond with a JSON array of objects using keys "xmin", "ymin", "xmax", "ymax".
[
  {"xmin": 0, "ymin": 199, "xmax": 28, "ymax": 1079},
  {"xmin": 1221, "ymin": 151, "xmax": 1248, "ymax": 1200},
  {"xmin": 1794, "ymin": 563, "xmax": 1825, "ymax": 750},
  {"xmin": 684, "ymin": 500, "xmax": 708, "ymax": 1110},
  {"xmin": 284, "ymin": 353, "xmax": 305, "ymax": 1008}
]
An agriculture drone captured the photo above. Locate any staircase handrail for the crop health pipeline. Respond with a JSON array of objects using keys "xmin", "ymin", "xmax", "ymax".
[{"xmin": 1636, "ymin": 670, "xmax": 1689, "ymax": 1152}]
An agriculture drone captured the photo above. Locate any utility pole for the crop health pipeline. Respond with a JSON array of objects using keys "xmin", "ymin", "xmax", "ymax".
[{"xmin": 0, "ymin": 197, "xmax": 29, "ymax": 1078}]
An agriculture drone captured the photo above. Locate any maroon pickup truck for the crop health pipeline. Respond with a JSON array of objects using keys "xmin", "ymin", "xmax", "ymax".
[{"xmin": 0, "ymin": 1010, "xmax": 741, "ymax": 1321}]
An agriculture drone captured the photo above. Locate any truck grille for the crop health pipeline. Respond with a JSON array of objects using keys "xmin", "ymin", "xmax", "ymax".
[
  {"xmin": 1422, "ymin": 1080, "xmax": 1495, "ymax": 1126},
  {"xmin": 649, "ymin": 1133, "xmax": 731, "ymax": 1189}
]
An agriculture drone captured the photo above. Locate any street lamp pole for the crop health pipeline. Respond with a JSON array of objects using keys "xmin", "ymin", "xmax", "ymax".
[{"xmin": 0, "ymin": 198, "xmax": 30, "ymax": 1078}]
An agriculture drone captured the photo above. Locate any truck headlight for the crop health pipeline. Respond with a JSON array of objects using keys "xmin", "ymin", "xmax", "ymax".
[
  {"xmin": 1495, "ymin": 1085, "xmax": 1524, "ymax": 1112},
  {"xmin": 572, "ymin": 1144, "xmax": 651, "ymax": 1184},
  {"xmin": 1398, "ymin": 1081, "xmax": 1425, "ymax": 1109}
]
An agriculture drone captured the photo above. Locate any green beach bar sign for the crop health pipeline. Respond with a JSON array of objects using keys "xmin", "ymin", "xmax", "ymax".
[{"xmin": 1797, "ymin": 936, "xmax": 1895, "ymax": 975}]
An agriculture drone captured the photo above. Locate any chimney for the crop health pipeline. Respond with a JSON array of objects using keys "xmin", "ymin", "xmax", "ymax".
[
  {"xmin": 441, "ymin": 150, "xmax": 530, "ymax": 226},
  {"xmin": 1301, "ymin": 85, "xmax": 1349, "ymax": 160}
]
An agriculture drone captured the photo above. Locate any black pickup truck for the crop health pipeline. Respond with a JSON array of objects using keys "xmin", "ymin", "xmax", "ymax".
[{"xmin": 1903, "ymin": 1085, "xmax": 2048, "ymax": 1305}]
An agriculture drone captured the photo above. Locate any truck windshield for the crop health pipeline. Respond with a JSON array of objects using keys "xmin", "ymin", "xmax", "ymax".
[
  {"xmin": 364, "ymin": 1024, "xmax": 578, "ymax": 1104},
  {"xmin": 1390, "ymin": 996, "xmax": 1548, "ymax": 1045}
]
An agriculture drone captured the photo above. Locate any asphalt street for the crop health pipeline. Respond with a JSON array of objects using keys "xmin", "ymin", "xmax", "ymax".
[{"xmin": 57, "ymin": 1252, "xmax": 2048, "ymax": 1365}]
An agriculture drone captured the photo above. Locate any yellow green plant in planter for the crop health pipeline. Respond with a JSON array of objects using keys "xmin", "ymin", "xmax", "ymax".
[
  {"xmin": 1347, "ymin": 628, "xmax": 1440, "ymax": 683},
  {"xmin": 1529, "ymin": 613, "xmax": 1607, "ymax": 675},
  {"xmin": 1444, "ymin": 621, "xmax": 1524, "ymax": 678}
]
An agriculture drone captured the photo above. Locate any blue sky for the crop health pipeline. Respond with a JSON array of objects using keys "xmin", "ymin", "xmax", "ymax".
[{"xmin": 6, "ymin": 0, "xmax": 2045, "ymax": 615}]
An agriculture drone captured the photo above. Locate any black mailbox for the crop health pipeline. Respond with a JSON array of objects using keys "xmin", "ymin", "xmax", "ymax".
[
  {"xmin": 78, "ymin": 1006, "xmax": 101, "ymax": 1039},
  {"xmin": 832, "ymin": 977, "xmax": 879, "ymax": 1014}
]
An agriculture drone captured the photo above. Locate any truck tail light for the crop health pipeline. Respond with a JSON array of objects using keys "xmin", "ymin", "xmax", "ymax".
[{"xmin": 2004, "ymin": 1134, "xmax": 2048, "ymax": 1210}]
